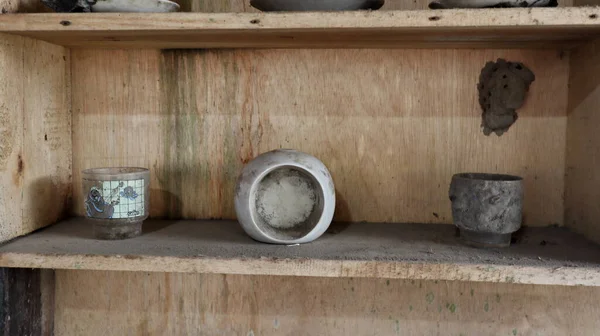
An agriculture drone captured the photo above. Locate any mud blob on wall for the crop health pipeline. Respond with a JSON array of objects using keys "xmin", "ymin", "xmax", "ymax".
[{"xmin": 478, "ymin": 58, "xmax": 535, "ymax": 136}]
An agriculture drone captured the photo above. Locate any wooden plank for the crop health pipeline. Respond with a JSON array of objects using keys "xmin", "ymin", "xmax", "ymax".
[
  {"xmin": 21, "ymin": 38, "xmax": 72, "ymax": 236},
  {"xmin": 71, "ymin": 48, "xmax": 567, "ymax": 225},
  {"xmin": 0, "ymin": 1, "xmax": 58, "ymax": 333},
  {"xmin": 178, "ymin": 0, "xmax": 575, "ymax": 12},
  {"xmin": 0, "ymin": 219, "xmax": 599, "ymax": 286},
  {"xmin": 0, "ymin": 34, "xmax": 71, "ymax": 242},
  {"xmin": 0, "ymin": 8, "xmax": 599, "ymax": 49},
  {"xmin": 40, "ymin": 269, "xmax": 55, "ymax": 336},
  {"xmin": 565, "ymin": 38, "xmax": 600, "ymax": 244},
  {"xmin": 0, "ymin": 0, "xmax": 72, "ymax": 244},
  {"xmin": 53, "ymin": 270, "xmax": 600, "ymax": 335},
  {"xmin": 0, "ymin": 34, "xmax": 25, "ymax": 242},
  {"xmin": 0, "ymin": 268, "xmax": 41, "ymax": 335}
]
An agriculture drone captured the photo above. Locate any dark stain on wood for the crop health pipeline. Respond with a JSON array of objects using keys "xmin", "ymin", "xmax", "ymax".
[
  {"xmin": 13, "ymin": 154, "xmax": 23, "ymax": 186},
  {"xmin": 17, "ymin": 154, "xmax": 23, "ymax": 174},
  {"xmin": 159, "ymin": 50, "xmax": 203, "ymax": 218},
  {"xmin": 0, "ymin": 268, "xmax": 42, "ymax": 336}
]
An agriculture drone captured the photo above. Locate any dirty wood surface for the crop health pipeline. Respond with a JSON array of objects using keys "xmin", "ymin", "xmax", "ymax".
[
  {"xmin": 1, "ymin": 8, "xmax": 599, "ymax": 49},
  {"xmin": 0, "ymin": 33, "xmax": 71, "ymax": 243},
  {"xmin": 566, "ymin": 38, "xmax": 600, "ymax": 244},
  {"xmin": 1, "ymin": 218, "xmax": 599, "ymax": 286},
  {"xmin": 53, "ymin": 270, "xmax": 600, "ymax": 336},
  {"xmin": 71, "ymin": 48, "xmax": 568, "ymax": 225},
  {"xmin": 0, "ymin": 268, "xmax": 55, "ymax": 336}
]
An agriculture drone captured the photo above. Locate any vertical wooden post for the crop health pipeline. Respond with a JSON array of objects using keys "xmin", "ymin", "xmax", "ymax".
[{"xmin": 0, "ymin": 268, "xmax": 54, "ymax": 336}]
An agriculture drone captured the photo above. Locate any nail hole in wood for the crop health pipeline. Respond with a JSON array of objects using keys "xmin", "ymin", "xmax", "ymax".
[
  {"xmin": 590, "ymin": 14, "xmax": 598, "ymax": 19},
  {"xmin": 428, "ymin": 16, "xmax": 441, "ymax": 21},
  {"xmin": 250, "ymin": 19, "xmax": 260, "ymax": 24},
  {"xmin": 59, "ymin": 20, "xmax": 71, "ymax": 26}
]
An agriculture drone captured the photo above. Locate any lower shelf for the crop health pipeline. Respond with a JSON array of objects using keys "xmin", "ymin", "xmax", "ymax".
[{"xmin": 0, "ymin": 218, "xmax": 599, "ymax": 286}]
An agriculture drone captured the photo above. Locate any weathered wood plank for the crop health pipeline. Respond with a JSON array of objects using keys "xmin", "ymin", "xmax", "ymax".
[
  {"xmin": 54, "ymin": 271, "xmax": 600, "ymax": 335},
  {"xmin": 566, "ymin": 38, "xmax": 600, "ymax": 244},
  {"xmin": 1, "ymin": 219, "xmax": 599, "ymax": 286},
  {"xmin": 0, "ymin": 268, "xmax": 42, "ymax": 335},
  {"xmin": 0, "ymin": 8, "xmax": 599, "ymax": 49},
  {"xmin": 71, "ymin": 48, "xmax": 567, "ymax": 225},
  {"xmin": 0, "ymin": 34, "xmax": 70, "ymax": 242}
]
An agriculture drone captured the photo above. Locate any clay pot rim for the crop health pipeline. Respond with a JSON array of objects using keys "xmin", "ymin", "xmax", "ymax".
[
  {"xmin": 82, "ymin": 167, "xmax": 149, "ymax": 180},
  {"xmin": 452, "ymin": 172, "xmax": 522, "ymax": 182}
]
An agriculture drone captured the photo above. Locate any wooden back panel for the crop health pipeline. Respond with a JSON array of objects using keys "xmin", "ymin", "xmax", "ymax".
[{"xmin": 71, "ymin": 48, "xmax": 568, "ymax": 225}]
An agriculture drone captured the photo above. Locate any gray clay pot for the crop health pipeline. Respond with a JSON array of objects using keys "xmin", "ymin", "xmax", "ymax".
[
  {"xmin": 449, "ymin": 173, "xmax": 523, "ymax": 248},
  {"xmin": 250, "ymin": 0, "xmax": 384, "ymax": 11}
]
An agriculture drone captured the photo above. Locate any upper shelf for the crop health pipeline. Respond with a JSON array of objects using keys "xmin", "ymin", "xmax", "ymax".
[
  {"xmin": 1, "ymin": 7, "xmax": 600, "ymax": 49},
  {"xmin": 1, "ymin": 218, "xmax": 600, "ymax": 286}
]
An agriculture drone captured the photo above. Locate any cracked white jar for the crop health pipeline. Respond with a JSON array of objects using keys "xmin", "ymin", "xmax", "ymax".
[{"xmin": 234, "ymin": 150, "xmax": 336, "ymax": 244}]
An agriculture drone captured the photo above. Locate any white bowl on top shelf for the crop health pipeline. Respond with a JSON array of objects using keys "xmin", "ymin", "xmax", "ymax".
[
  {"xmin": 250, "ymin": 0, "xmax": 384, "ymax": 11},
  {"xmin": 91, "ymin": 0, "xmax": 180, "ymax": 12},
  {"xmin": 234, "ymin": 149, "xmax": 336, "ymax": 245}
]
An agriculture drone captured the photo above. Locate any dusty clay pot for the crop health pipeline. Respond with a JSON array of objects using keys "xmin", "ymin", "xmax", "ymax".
[
  {"xmin": 449, "ymin": 173, "xmax": 523, "ymax": 248},
  {"xmin": 234, "ymin": 149, "xmax": 336, "ymax": 244},
  {"xmin": 82, "ymin": 167, "xmax": 150, "ymax": 240},
  {"xmin": 250, "ymin": 0, "xmax": 384, "ymax": 11}
]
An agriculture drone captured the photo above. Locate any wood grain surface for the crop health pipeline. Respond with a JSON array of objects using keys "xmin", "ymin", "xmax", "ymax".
[
  {"xmin": 53, "ymin": 270, "xmax": 600, "ymax": 336},
  {"xmin": 1, "ymin": 8, "xmax": 599, "ymax": 49},
  {"xmin": 566, "ymin": 38, "xmax": 600, "ymax": 243},
  {"xmin": 2, "ymin": 219, "xmax": 599, "ymax": 286},
  {"xmin": 0, "ymin": 34, "xmax": 71, "ymax": 242},
  {"xmin": 71, "ymin": 48, "xmax": 567, "ymax": 225}
]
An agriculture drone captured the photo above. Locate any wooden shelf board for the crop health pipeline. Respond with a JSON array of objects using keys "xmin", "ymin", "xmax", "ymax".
[
  {"xmin": 1, "ymin": 218, "xmax": 600, "ymax": 286},
  {"xmin": 1, "ymin": 8, "xmax": 600, "ymax": 48}
]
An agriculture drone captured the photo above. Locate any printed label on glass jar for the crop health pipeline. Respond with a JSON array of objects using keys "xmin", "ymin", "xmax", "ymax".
[{"xmin": 84, "ymin": 179, "xmax": 145, "ymax": 219}]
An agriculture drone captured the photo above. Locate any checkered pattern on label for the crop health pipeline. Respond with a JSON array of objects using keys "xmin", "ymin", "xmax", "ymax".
[{"xmin": 101, "ymin": 179, "xmax": 144, "ymax": 219}]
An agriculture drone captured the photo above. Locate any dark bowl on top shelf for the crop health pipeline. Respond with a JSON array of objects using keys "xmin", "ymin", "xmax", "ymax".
[
  {"xmin": 250, "ymin": 0, "xmax": 384, "ymax": 11},
  {"xmin": 428, "ymin": 0, "xmax": 557, "ymax": 9}
]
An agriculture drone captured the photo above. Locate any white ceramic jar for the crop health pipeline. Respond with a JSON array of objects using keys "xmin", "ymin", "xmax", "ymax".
[{"xmin": 234, "ymin": 149, "xmax": 336, "ymax": 244}]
